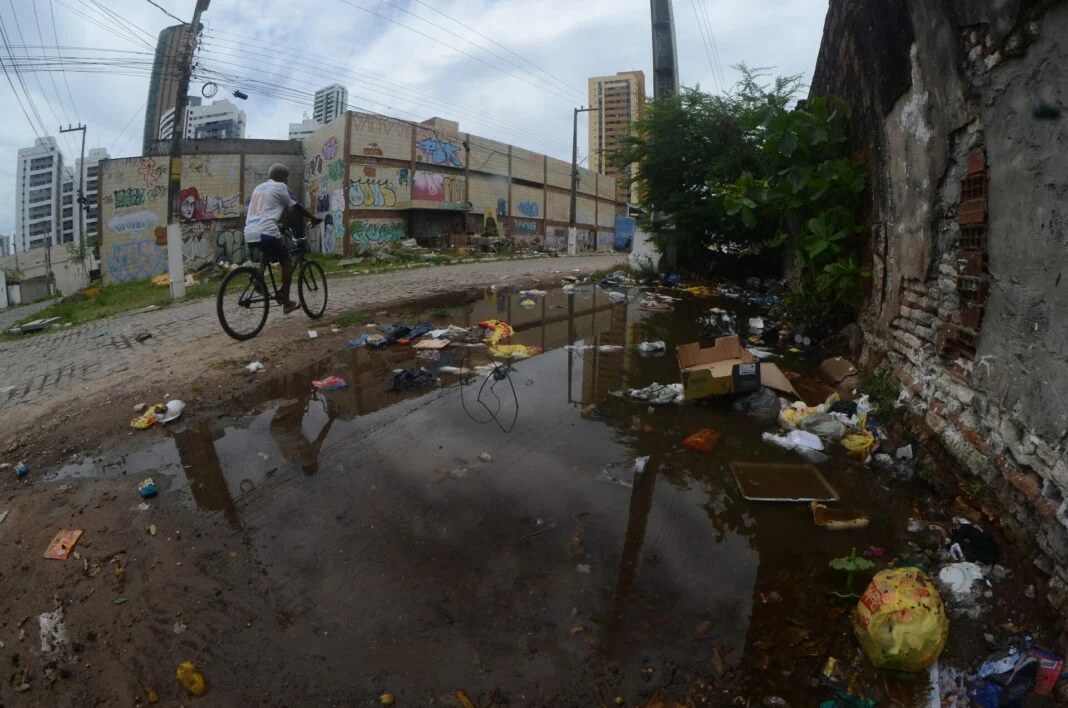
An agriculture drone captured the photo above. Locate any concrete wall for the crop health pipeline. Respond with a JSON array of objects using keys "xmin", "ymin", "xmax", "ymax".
[
  {"xmin": 99, "ymin": 145, "xmax": 302, "ymax": 283},
  {"xmin": 0, "ymin": 242, "xmax": 92, "ymax": 299},
  {"xmin": 318, "ymin": 111, "xmax": 616, "ymax": 251},
  {"xmin": 813, "ymin": 0, "xmax": 1068, "ymax": 626}
]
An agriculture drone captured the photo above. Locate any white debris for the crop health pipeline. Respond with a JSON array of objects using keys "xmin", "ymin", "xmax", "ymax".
[{"xmin": 245, "ymin": 361, "xmax": 265, "ymax": 373}]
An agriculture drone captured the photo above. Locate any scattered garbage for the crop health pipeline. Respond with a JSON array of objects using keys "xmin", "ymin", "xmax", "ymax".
[
  {"xmin": 732, "ymin": 387, "xmax": 780, "ymax": 424},
  {"xmin": 576, "ymin": 564, "xmax": 591, "ymax": 574},
  {"xmin": 729, "ymin": 461, "xmax": 839, "ymax": 502},
  {"xmin": 637, "ymin": 340, "xmax": 666, "ymax": 355},
  {"xmin": 812, "ymin": 503, "xmax": 871, "ymax": 530},
  {"xmin": 682, "ymin": 428, "xmax": 721, "ymax": 453},
  {"xmin": 312, "ymin": 376, "xmax": 348, "ymax": 391},
  {"xmin": 388, "ymin": 369, "xmax": 437, "ymax": 392},
  {"xmin": 951, "ymin": 524, "xmax": 1001, "ymax": 564},
  {"xmin": 245, "ymin": 361, "xmax": 265, "ymax": 373},
  {"xmin": 829, "ymin": 548, "xmax": 875, "ymax": 598},
  {"xmin": 176, "ymin": 661, "xmax": 207, "ymax": 696},
  {"xmin": 677, "ymin": 335, "xmax": 798, "ymax": 399},
  {"xmin": 854, "ymin": 567, "xmax": 948, "ymax": 671},
  {"xmin": 748, "ymin": 316, "xmax": 765, "ymax": 332},
  {"xmin": 0, "ymin": 511, "xmax": 8, "ymax": 524},
  {"xmin": 800, "ymin": 412, "xmax": 847, "ymax": 441},
  {"xmin": 896, "ymin": 444, "xmax": 913, "ymax": 460},
  {"xmin": 518, "ymin": 298, "xmax": 536, "ymax": 309},
  {"xmin": 938, "ymin": 561, "xmax": 985, "ymax": 600},
  {"xmin": 43, "ymin": 529, "xmax": 84, "ymax": 560},
  {"xmin": 477, "ymin": 452, "xmax": 492, "ymax": 463},
  {"xmin": 15, "ymin": 463, "xmax": 28, "ymax": 477},
  {"xmin": 821, "ymin": 357, "xmax": 862, "ymax": 392},
  {"xmin": 616, "ymin": 382, "xmax": 685, "ymax": 405},
  {"xmin": 488, "ymin": 343, "xmax": 540, "ymax": 359},
  {"xmin": 348, "ymin": 334, "xmax": 371, "ymax": 348},
  {"xmin": 130, "ymin": 400, "xmax": 185, "ymax": 429},
  {"xmin": 840, "ymin": 430, "xmax": 877, "ymax": 459},
  {"xmin": 412, "ymin": 338, "xmax": 449, "ymax": 350},
  {"xmin": 608, "ymin": 291, "xmax": 627, "ymax": 304},
  {"xmin": 380, "ymin": 693, "xmax": 395, "ymax": 706},
  {"xmin": 818, "ymin": 656, "xmax": 859, "ymax": 693},
  {"xmin": 307, "ymin": 330, "xmax": 318, "ymax": 339},
  {"xmin": 479, "ymin": 319, "xmax": 515, "ymax": 345},
  {"xmin": 966, "ymin": 641, "xmax": 1057, "ymax": 707},
  {"xmin": 138, "ymin": 478, "xmax": 158, "ymax": 498}
]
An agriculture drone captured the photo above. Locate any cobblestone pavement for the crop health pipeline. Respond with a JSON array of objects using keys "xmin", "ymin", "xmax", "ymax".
[{"xmin": 0, "ymin": 254, "xmax": 624, "ymax": 418}]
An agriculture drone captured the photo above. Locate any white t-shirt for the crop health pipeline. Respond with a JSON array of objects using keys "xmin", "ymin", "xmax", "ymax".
[{"xmin": 244, "ymin": 179, "xmax": 296, "ymax": 243}]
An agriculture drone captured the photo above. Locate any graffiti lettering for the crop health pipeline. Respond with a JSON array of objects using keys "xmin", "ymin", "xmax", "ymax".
[
  {"xmin": 412, "ymin": 172, "xmax": 464, "ymax": 203},
  {"xmin": 215, "ymin": 229, "xmax": 256, "ymax": 265},
  {"xmin": 137, "ymin": 157, "xmax": 164, "ymax": 188},
  {"xmin": 352, "ymin": 115, "xmax": 408, "ymax": 137},
  {"xmin": 349, "ymin": 219, "xmax": 405, "ymax": 249},
  {"xmin": 348, "ymin": 179, "xmax": 398, "ymax": 208},
  {"xmin": 326, "ymin": 158, "xmax": 345, "ymax": 182},
  {"xmin": 546, "ymin": 227, "xmax": 568, "ymax": 252},
  {"xmin": 303, "ymin": 162, "xmax": 316, "ymax": 184},
  {"xmin": 147, "ymin": 184, "xmax": 166, "ymax": 201},
  {"xmin": 330, "ymin": 188, "xmax": 345, "ymax": 212},
  {"xmin": 106, "ymin": 210, "xmax": 159, "ymax": 234},
  {"xmin": 200, "ymin": 193, "xmax": 241, "ymax": 219},
  {"xmin": 416, "ymin": 138, "xmax": 463, "ymax": 167},
  {"xmin": 321, "ymin": 212, "xmax": 343, "ymax": 254},
  {"xmin": 106, "ymin": 239, "xmax": 166, "ymax": 283},
  {"xmin": 316, "ymin": 194, "xmax": 331, "ymax": 214},
  {"xmin": 513, "ymin": 219, "xmax": 539, "ymax": 236},
  {"xmin": 182, "ymin": 232, "xmax": 216, "ymax": 271},
  {"xmin": 517, "ymin": 200, "xmax": 540, "ymax": 218},
  {"xmin": 323, "ymin": 137, "xmax": 339, "ymax": 160},
  {"xmin": 114, "ymin": 188, "xmax": 146, "ymax": 209},
  {"xmin": 361, "ymin": 143, "xmax": 384, "ymax": 156}
]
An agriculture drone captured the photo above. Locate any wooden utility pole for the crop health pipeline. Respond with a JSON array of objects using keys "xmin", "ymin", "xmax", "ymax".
[
  {"xmin": 165, "ymin": 0, "xmax": 211, "ymax": 300},
  {"xmin": 569, "ymin": 106, "xmax": 599, "ymax": 255},
  {"xmin": 650, "ymin": 0, "xmax": 679, "ymax": 269},
  {"xmin": 60, "ymin": 124, "xmax": 87, "ymax": 257}
]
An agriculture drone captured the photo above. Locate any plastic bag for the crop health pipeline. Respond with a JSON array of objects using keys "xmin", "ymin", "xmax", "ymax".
[
  {"xmin": 733, "ymin": 387, "xmax": 780, "ymax": 424},
  {"xmin": 841, "ymin": 430, "xmax": 877, "ymax": 459},
  {"xmin": 637, "ymin": 340, "xmax": 666, "ymax": 355},
  {"xmin": 682, "ymin": 428, "xmax": 721, "ymax": 453},
  {"xmin": 801, "ymin": 412, "xmax": 847, "ymax": 441},
  {"xmin": 853, "ymin": 567, "xmax": 949, "ymax": 672},
  {"xmin": 762, "ymin": 431, "xmax": 830, "ymax": 463},
  {"xmin": 478, "ymin": 319, "xmax": 514, "ymax": 345},
  {"xmin": 488, "ymin": 344, "xmax": 540, "ymax": 359}
]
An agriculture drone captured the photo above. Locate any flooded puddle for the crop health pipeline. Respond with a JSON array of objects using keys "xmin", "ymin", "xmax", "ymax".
[{"xmin": 44, "ymin": 282, "xmax": 1050, "ymax": 703}]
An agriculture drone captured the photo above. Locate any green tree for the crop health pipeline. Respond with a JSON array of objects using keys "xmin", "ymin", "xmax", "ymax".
[{"xmin": 611, "ymin": 65, "xmax": 804, "ymax": 259}]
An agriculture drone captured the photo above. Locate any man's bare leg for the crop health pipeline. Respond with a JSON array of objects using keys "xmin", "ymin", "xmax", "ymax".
[{"xmin": 279, "ymin": 256, "xmax": 298, "ymax": 313}]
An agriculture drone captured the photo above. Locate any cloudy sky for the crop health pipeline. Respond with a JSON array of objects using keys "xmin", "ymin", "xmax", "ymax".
[{"xmin": 0, "ymin": 0, "xmax": 829, "ymax": 236}]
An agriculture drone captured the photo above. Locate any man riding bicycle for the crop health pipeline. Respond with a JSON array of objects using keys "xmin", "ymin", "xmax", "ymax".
[{"xmin": 244, "ymin": 163, "xmax": 322, "ymax": 313}]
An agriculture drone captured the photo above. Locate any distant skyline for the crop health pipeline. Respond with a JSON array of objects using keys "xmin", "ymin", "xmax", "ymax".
[{"xmin": 0, "ymin": 0, "xmax": 829, "ymax": 234}]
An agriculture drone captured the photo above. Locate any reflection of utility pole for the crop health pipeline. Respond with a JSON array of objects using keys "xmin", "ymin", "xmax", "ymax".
[
  {"xmin": 60, "ymin": 124, "xmax": 87, "ymax": 274},
  {"xmin": 650, "ymin": 0, "xmax": 680, "ymax": 269},
  {"xmin": 569, "ymin": 106, "xmax": 600, "ymax": 256},
  {"xmin": 165, "ymin": 0, "xmax": 211, "ymax": 301}
]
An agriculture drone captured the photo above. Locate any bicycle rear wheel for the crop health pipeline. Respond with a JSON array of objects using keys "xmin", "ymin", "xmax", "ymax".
[
  {"xmin": 217, "ymin": 266, "xmax": 270, "ymax": 340},
  {"xmin": 298, "ymin": 259, "xmax": 328, "ymax": 319}
]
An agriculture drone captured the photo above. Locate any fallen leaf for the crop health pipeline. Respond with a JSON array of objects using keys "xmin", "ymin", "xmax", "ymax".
[
  {"xmin": 148, "ymin": 524, "xmax": 157, "ymax": 536},
  {"xmin": 569, "ymin": 625, "xmax": 586, "ymax": 635},
  {"xmin": 455, "ymin": 689, "xmax": 477, "ymax": 708},
  {"xmin": 695, "ymin": 620, "xmax": 713, "ymax": 635},
  {"xmin": 711, "ymin": 647, "xmax": 728, "ymax": 675},
  {"xmin": 113, "ymin": 597, "xmax": 128, "ymax": 605}
]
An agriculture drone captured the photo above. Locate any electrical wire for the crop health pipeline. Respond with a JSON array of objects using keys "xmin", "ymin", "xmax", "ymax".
[
  {"xmin": 48, "ymin": 0, "xmax": 81, "ymax": 123},
  {"xmin": 110, "ymin": 98, "xmax": 148, "ymax": 156},
  {"xmin": 688, "ymin": 0, "xmax": 719, "ymax": 92},
  {"xmin": 141, "ymin": 0, "xmax": 185, "ymax": 23},
  {"xmin": 0, "ymin": 7, "xmax": 50, "ymax": 138},
  {"xmin": 458, "ymin": 350, "xmax": 519, "ymax": 434},
  {"xmin": 77, "ymin": 0, "xmax": 156, "ymax": 49},
  {"xmin": 698, "ymin": 0, "xmax": 727, "ymax": 90}
]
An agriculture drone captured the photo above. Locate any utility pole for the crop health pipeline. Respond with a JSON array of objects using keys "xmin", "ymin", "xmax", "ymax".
[
  {"xmin": 569, "ymin": 106, "xmax": 599, "ymax": 256},
  {"xmin": 650, "ymin": 0, "xmax": 680, "ymax": 269},
  {"xmin": 60, "ymin": 124, "xmax": 87, "ymax": 274},
  {"xmin": 165, "ymin": 0, "xmax": 211, "ymax": 300}
]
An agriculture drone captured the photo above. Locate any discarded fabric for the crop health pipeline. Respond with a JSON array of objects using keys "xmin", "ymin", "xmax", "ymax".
[
  {"xmin": 245, "ymin": 361, "xmax": 265, "ymax": 373},
  {"xmin": 637, "ymin": 340, "xmax": 666, "ymax": 355},
  {"xmin": 682, "ymin": 428, "xmax": 721, "ymax": 453},
  {"xmin": 488, "ymin": 343, "xmax": 540, "ymax": 359},
  {"xmin": 312, "ymin": 376, "xmax": 349, "ymax": 391},
  {"xmin": 619, "ymin": 383, "xmax": 685, "ymax": 405},
  {"xmin": 478, "ymin": 319, "xmax": 514, "ymax": 345},
  {"xmin": 348, "ymin": 334, "xmax": 371, "ymax": 348},
  {"xmin": 388, "ymin": 369, "xmax": 437, "ymax": 392}
]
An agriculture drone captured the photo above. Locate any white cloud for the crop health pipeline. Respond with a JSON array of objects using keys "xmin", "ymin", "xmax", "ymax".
[{"xmin": 0, "ymin": 0, "xmax": 828, "ymax": 234}]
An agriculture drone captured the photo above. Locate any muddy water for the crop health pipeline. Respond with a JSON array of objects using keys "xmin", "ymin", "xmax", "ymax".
[{"xmin": 45, "ymin": 284, "xmax": 1030, "ymax": 703}]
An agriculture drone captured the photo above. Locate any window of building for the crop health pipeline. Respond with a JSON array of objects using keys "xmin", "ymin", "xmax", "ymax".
[
  {"xmin": 29, "ymin": 188, "xmax": 52, "ymax": 202},
  {"xmin": 30, "ymin": 156, "xmax": 54, "ymax": 170}
]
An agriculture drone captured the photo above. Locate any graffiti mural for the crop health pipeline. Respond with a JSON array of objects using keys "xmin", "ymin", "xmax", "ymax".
[
  {"xmin": 106, "ymin": 210, "xmax": 159, "ymax": 235},
  {"xmin": 348, "ymin": 166, "xmax": 409, "ymax": 208},
  {"xmin": 215, "ymin": 229, "xmax": 257, "ymax": 265},
  {"xmin": 321, "ymin": 213, "xmax": 343, "ymax": 254},
  {"xmin": 179, "ymin": 187, "xmax": 240, "ymax": 220},
  {"xmin": 517, "ymin": 200, "xmax": 540, "ymax": 218},
  {"xmin": 513, "ymin": 219, "xmax": 539, "ymax": 236},
  {"xmin": 114, "ymin": 188, "xmax": 146, "ymax": 209},
  {"xmin": 106, "ymin": 239, "xmax": 166, "ymax": 283},
  {"xmin": 546, "ymin": 226, "xmax": 568, "ymax": 252},
  {"xmin": 350, "ymin": 219, "xmax": 405, "ymax": 250},
  {"xmin": 416, "ymin": 138, "xmax": 463, "ymax": 167},
  {"xmin": 412, "ymin": 172, "xmax": 464, "ymax": 204},
  {"xmin": 323, "ymin": 136, "xmax": 339, "ymax": 160},
  {"xmin": 327, "ymin": 158, "xmax": 345, "ymax": 182},
  {"xmin": 316, "ymin": 193, "xmax": 332, "ymax": 214},
  {"xmin": 137, "ymin": 157, "xmax": 164, "ymax": 188}
]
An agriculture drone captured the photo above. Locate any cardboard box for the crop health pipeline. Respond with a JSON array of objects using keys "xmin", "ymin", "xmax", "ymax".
[{"xmin": 677, "ymin": 335, "xmax": 799, "ymax": 400}]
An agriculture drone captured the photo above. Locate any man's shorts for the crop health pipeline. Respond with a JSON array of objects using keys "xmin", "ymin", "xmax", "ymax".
[{"xmin": 256, "ymin": 236, "xmax": 289, "ymax": 264}]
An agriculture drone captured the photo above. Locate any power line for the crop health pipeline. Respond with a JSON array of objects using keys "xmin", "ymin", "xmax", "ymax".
[
  {"xmin": 142, "ymin": 0, "xmax": 185, "ymax": 23},
  {"xmin": 688, "ymin": 0, "xmax": 719, "ymax": 92},
  {"xmin": 78, "ymin": 0, "xmax": 156, "ymax": 49},
  {"xmin": 1, "ymin": 4, "xmax": 52, "ymax": 138},
  {"xmin": 698, "ymin": 0, "xmax": 727, "ymax": 90},
  {"xmin": 48, "ymin": 0, "xmax": 81, "ymax": 123},
  {"xmin": 31, "ymin": 0, "xmax": 76, "ymax": 127},
  {"xmin": 110, "ymin": 98, "xmax": 148, "ymax": 156},
  {"xmin": 335, "ymin": 0, "xmax": 576, "ymax": 105}
]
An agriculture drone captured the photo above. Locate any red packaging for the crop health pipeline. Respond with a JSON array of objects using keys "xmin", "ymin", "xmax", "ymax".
[{"xmin": 1029, "ymin": 647, "xmax": 1064, "ymax": 696}]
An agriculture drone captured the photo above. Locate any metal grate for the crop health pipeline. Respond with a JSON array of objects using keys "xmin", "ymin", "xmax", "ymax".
[
  {"xmin": 961, "ymin": 174, "xmax": 987, "ymax": 201},
  {"xmin": 959, "ymin": 224, "xmax": 988, "ymax": 251}
]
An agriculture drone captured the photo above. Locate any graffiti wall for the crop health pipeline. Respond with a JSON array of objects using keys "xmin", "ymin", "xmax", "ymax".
[
  {"xmin": 468, "ymin": 174, "xmax": 509, "ymax": 218},
  {"xmin": 303, "ymin": 116, "xmax": 348, "ymax": 253},
  {"xmin": 510, "ymin": 184, "xmax": 544, "ymax": 220},
  {"xmin": 180, "ymin": 154, "xmax": 242, "ymax": 220},
  {"xmin": 349, "ymin": 218, "xmax": 406, "ymax": 251},
  {"xmin": 348, "ymin": 164, "xmax": 411, "ymax": 209},
  {"xmin": 415, "ymin": 126, "xmax": 466, "ymax": 169},
  {"xmin": 411, "ymin": 170, "xmax": 465, "ymax": 207},
  {"xmin": 243, "ymin": 154, "xmax": 304, "ymax": 207},
  {"xmin": 512, "ymin": 218, "xmax": 541, "ymax": 244},
  {"xmin": 577, "ymin": 196, "xmax": 596, "ymax": 227},
  {"xmin": 350, "ymin": 113, "xmax": 411, "ymax": 161},
  {"xmin": 546, "ymin": 190, "xmax": 570, "ymax": 223},
  {"xmin": 546, "ymin": 226, "xmax": 569, "ymax": 252},
  {"xmin": 99, "ymin": 156, "xmax": 169, "ymax": 284},
  {"xmin": 180, "ymin": 218, "xmax": 253, "ymax": 269}
]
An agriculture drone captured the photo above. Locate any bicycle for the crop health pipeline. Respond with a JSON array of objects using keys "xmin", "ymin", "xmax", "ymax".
[{"xmin": 216, "ymin": 228, "xmax": 328, "ymax": 340}]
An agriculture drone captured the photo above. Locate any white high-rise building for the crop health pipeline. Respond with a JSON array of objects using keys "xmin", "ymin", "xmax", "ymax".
[
  {"xmin": 289, "ymin": 117, "xmax": 320, "ymax": 141},
  {"xmin": 78, "ymin": 148, "xmax": 110, "ymax": 245},
  {"xmin": 159, "ymin": 98, "xmax": 248, "ymax": 142},
  {"xmin": 14, "ymin": 137, "xmax": 65, "ymax": 252},
  {"xmin": 0, "ymin": 235, "xmax": 12, "ymax": 256},
  {"xmin": 313, "ymin": 84, "xmax": 347, "ymax": 125}
]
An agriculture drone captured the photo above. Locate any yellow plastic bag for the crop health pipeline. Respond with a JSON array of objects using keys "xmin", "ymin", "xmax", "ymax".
[
  {"xmin": 853, "ymin": 567, "xmax": 948, "ymax": 672},
  {"xmin": 478, "ymin": 319, "xmax": 514, "ymax": 345},
  {"xmin": 488, "ymin": 344, "xmax": 540, "ymax": 360},
  {"xmin": 176, "ymin": 661, "xmax": 207, "ymax": 695},
  {"xmin": 778, "ymin": 403, "xmax": 809, "ymax": 430},
  {"xmin": 841, "ymin": 430, "xmax": 877, "ymax": 459}
]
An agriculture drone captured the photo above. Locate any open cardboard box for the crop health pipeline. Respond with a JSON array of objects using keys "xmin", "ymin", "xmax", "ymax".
[{"xmin": 676, "ymin": 335, "xmax": 799, "ymax": 400}]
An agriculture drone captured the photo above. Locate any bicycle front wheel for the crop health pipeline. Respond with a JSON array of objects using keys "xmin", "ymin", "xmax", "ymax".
[
  {"xmin": 298, "ymin": 260, "xmax": 328, "ymax": 319},
  {"xmin": 217, "ymin": 266, "xmax": 270, "ymax": 340}
]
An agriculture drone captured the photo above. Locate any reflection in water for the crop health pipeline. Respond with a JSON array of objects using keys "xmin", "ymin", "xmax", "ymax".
[
  {"xmin": 269, "ymin": 377, "xmax": 337, "ymax": 477},
  {"xmin": 173, "ymin": 420, "xmax": 242, "ymax": 531}
]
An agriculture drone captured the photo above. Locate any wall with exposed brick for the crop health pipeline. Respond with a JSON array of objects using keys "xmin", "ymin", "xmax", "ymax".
[{"xmin": 813, "ymin": 0, "xmax": 1068, "ymax": 625}]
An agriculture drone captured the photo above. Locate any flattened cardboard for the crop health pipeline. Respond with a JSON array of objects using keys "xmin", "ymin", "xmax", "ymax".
[
  {"xmin": 729, "ymin": 462, "xmax": 839, "ymax": 502},
  {"xmin": 820, "ymin": 357, "xmax": 858, "ymax": 385},
  {"xmin": 759, "ymin": 363, "xmax": 800, "ymax": 398},
  {"xmin": 412, "ymin": 338, "xmax": 449, "ymax": 350},
  {"xmin": 43, "ymin": 529, "xmax": 84, "ymax": 560}
]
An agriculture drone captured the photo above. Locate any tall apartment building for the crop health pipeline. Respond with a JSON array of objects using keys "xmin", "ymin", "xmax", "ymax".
[
  {"xmin": 313, "ymin": 84, "xmax": 347, "ymax": 125},
  {"xmin": 587, "ymin": 71, "xmax": 646, "ymax": 205},
  {"xmin": 158, "ymin": 97, "xmax": 201, "ymax": 142},
  {"xmin": 14, "ymin": 137, "xmax": 64, "ymax": 252},
  {"xmin": 289, "ymin": 117, "xmax": 320, "ymax": 141},
  {"xmin": 185, "ymin": 99, "xmax": 246, "ymax": 139},
  {"xmin": 79, "ymin": 148, "xmax": 110, "ymax": 244},
  {"xmin": 0, "ymin": 235, "xmax": 12, "ymax": 256},
  {"xmin": 143, "ymin": 23, "xmax": 197, "ymax": 155}
]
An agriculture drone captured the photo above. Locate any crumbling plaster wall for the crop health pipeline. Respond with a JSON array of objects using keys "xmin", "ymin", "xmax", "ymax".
[{"xmin": 813, "ymin": 0, "xmax": 1068, "ymax": 623}]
